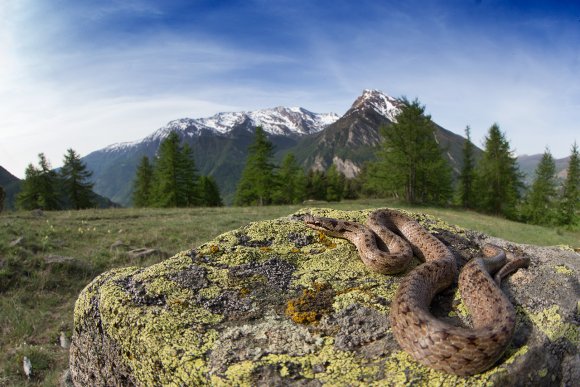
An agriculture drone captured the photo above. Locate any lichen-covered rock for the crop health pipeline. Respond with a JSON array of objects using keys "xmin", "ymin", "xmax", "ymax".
[{"xmin": 69, "ymin": 208, "xmax": 580, "ymax": 386}]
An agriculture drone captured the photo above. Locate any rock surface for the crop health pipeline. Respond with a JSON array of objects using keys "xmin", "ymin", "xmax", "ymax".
[{"xmin": 69, "ymin": 208, "xmax": 579, "ymax": 386}]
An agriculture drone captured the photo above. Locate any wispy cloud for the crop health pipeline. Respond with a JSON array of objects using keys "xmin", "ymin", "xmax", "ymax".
[{"xmin": 1, "ymin": 0, "xmax": 579, "ymax": 177}]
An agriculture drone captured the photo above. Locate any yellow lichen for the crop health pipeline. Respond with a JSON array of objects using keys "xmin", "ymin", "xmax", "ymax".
[
  {"xmin": 285, "ymin": 282, "xmax": 334, "ymax": 325},
  {"xmin": 528, "ymin": 305, "xmax": 579, "ymax": 345},
  {"xmin": 554, "ymin": 265, "xmax": 574, "ymax": 276}
]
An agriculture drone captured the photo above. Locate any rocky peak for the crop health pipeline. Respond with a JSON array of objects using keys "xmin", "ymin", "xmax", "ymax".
[{"xmin": 347, "ymin": 89, "xmax": 402, "ymax": 122}]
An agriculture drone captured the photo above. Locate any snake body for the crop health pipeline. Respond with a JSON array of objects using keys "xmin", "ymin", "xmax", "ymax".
[{"xmin": 304, "ymin": 209, "xmax": 529, "ymax": 375}]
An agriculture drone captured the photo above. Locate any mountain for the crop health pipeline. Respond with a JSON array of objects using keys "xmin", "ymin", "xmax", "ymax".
[
  {"xmin": 0, "ymin": 166, "xmax": 21, "ymax": 210},
  {"xmin": 517, "ymin": 154, "xmax": 571, "ymax": 184},
  {"xmin": 82, "ymin": 90, "xmax": 478, "ymax": 206}
]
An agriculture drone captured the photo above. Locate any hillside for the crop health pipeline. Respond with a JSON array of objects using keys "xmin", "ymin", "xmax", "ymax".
[{"xmin": 83, "ymin": 90, "xmax": 479, "ymax": 206}]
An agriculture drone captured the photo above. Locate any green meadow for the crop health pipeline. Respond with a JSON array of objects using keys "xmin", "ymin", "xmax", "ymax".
[{"xmin": 1, "ymin": 200, "xmax": 578, "ymax": 385}]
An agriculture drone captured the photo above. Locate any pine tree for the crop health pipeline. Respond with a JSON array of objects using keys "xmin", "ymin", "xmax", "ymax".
[
  {"xmin": 199, "ymin": 176, "xmax": 223, "ymax": 207},
  {"xmin": 366, "ymin": 98, "xmax": 453, "ymax": 205},
  {"xmin": 523, "ymin": 149, "xmax": 557, "ymax": 225},
  {"xmin": 132, "ymin": 156, "xmax": 154, "ymax": 207},
  {"xmin": 473, "ymin": 124, "xmax": 523, "ymax": 217},
  {"xmin": 234, "ymin": 127, "xmax": 276, "ymax": 206},
  {"xmin": 458, "ymin": 126, "xmax": 476, "ymax": 208},
  {"xmin": 558, "ymin": 142, "xmax": 580, "ymax": 226},
  {"xmin": 16, "ymin": 154, "xmax": 60, "ymax": 210},
  {"xmin": 273, "ymin": 153, "xmax": 306, "ymax": 204},
  {"xmin": 325, "ymin": 164, "xmax": 345, "ymax": 202},
  {"xmin": 61, "ymin": 149, "xmax": 95, "ymax": 209}
]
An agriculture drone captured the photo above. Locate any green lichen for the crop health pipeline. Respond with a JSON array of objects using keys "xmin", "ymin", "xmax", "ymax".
[
  {"xmin": 528, "ymin": 305, "xmax": 579, "ymax": 345},
  {"xmin": 554, "ymin": 265, "xmax": 574, "ymax": 276},
  {"xmin": 74, "ymin": 207, "xmax": 539, "ymax": 385}
]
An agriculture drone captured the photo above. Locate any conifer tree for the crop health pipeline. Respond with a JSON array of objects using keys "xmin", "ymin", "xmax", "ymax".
[
  {"xmin": 473, "ymin": 124, "xmax": 523, "ymax": 217},
  {"xmin": 199, "ymin": 175, "xmax": 223, "ymax": 207},
  {"xmin": 325, "ymin": 164, "xmax": 345, "ymax": 202},
  {"xmin": 17, "ymin": 153, "xmax": 60, "ymax": 210},
  {"xmin": 234, "ymin": 127, "xmax": 276, "ymax": 206},
  {"xmin": 182, "ymin": 143, "xmax": 200, "ymax": 206},
  {"xmin": 458, "ymin": 126, "xmax": 476, "ymax": 208},
  {"xmin": 61, "ymin": 148, "xmax": 95, "ymax": 209},
  {"xmin": 558, "ymin": 142, "xmax": 579, "ymax": 226},
  {"xmin": 132, "ymin": 156, "xmax": 154, "ymax": 207},
  {"xmin": 305, "ymin": 170, "xmax": 327, "ymax": 200},
  {"xmin": 273, "ymin": 153, "xmax": 306, "ymax": 204},
  {"xmin": 523, "ymin": 149, "xmax": 557, "ymax": 225},
  {"xmin": 367, "ymin": 98, "xmax": 453, "ymax": 205}
]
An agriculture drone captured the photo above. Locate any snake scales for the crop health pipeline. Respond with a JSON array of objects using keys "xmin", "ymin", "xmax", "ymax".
[{"xmin": 303, "ymin": 209, "xmax": 529, "ymax": 375}]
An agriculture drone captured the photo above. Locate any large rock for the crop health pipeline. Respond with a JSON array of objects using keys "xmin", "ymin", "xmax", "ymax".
[{"xmin": 69, "ymin": 208, "xmax": 579, "ymax": 386}]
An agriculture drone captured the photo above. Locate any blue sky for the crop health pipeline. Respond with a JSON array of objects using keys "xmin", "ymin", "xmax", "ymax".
[{"xmin": 1, "ymin": 0, "xmax": 579, "ymax": 177}]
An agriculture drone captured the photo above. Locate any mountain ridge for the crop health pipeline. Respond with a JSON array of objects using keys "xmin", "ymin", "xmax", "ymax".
[{"xmin": 81, "ymin": 89, "xmax": 478, "ymax": 205}]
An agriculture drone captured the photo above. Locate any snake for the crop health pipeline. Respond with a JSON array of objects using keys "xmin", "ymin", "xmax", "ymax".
[{"xmin": 303, "ymin": 209, "xmax": 530, "ymax": 375}]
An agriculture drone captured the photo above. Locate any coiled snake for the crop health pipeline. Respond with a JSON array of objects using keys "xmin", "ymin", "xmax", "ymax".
[{"xmin": 304, "ymin": 209, "xmax": 529, "ymax": 375}]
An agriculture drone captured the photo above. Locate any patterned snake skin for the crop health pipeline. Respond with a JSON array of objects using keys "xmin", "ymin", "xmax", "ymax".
[{"xmin": 303, "ymin": 209, "xmax": 529, "ymax": 375}]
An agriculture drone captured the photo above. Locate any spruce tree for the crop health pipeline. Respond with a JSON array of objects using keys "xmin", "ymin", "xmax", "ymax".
[
  {"xmin": 273, "ymin": 153, "xmax": 306, "ymax": 204},
  {"xmin": 199, "ymin": 176, "xmax": 223, "ymax": 207},
  {"xmin": 16, "ymin": 154, "xmax": 60, "ymax": 210},
  {"xmin": 473, "ymin": 124, "xmax": 523, "ymax": 217},
  {"xmin": 558, "ymin": 142, "xmax": 579, "ymax": 226},
  {"xmin": 523, "ymin": 149, "xmax": 557, "ymax": 225},
  {"xmin": 458, "ymin": 126, "xmax": 476, "ymax": 208},
  {"xmin": 132, "ymin": 156, "xmax": 154, "ymax": 207},
  {"xmin": 367, "ymin": 98, "xmax": 453, "ymax": 205},
  {"xmin": 61, "ymin": 148, "xmax": 95, "ymax": 209},
  {"xmin": 234, "ymin": 127, "xmax": 276, "ymax": 206}
]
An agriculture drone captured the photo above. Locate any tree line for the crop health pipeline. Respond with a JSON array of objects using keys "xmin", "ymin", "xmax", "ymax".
[
  {"xmin": 132, "ymin": 131, "xmax": 223, "ymax": 208},
  {"xmin": 15, "ymin": 150, "xmax": 97, "ymax": 210},
  {"xmin": 358, "ymin": 98, "xmax": 579, "ymax": 227},
  {"xmin": 233, "ymin": 127, "xmax": 352, "ymax": 206}
]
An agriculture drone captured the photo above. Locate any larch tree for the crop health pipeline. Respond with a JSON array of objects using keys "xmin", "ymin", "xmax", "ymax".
[
  {"xmin": 473, "ymin": 124, "xmax": 523, "ymax": 218},
  {"xmin": 523, "ymin": 149, "xmax": 558, "ymax": 225},
  {"xmin": 558, "ymin": 141, "xmax": 579, "ymax": 226},
  {"xmin": 17, "ymin": 153, "xmax": 60, "ymax": 210},
  {"xmin": 325, "ymin": 164, "xmax": 345, "ymax": 202},
  {"xmin": 273, "ymin": 153, "xmax": 306, "ymax": 204},
  {"xmin": 458, "ymin": 126, "xmax": 476, "ymax": 208},
  {"xmin": 234, "ymin": 127, "xmax": 276, "ymax": 206},
  {"xmin": 61, "ymin": 148, "xmax": 95, "ymax": 209},
  {"xmin": 367, "ymin": 98, "xmax": 453, "ymax": 205},
  {"xmin": 0, "ymin": 185, "xmax": 5, "ymax": 213},
  {"xmin": 132, "ymin": 156, "xmax": 154, "ymax": 207}
]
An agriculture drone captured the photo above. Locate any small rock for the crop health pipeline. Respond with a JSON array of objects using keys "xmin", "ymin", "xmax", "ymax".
[
  {"xmin": 44, "ymin": 255, "xmax": 77, "ymax": 264},
  {"xmin": 9, "ymin": 236, "xmax": 24, "ymax": 247},
  {"xmin": 31, "ymin": 209, "xmax": 44, "ymax": 217},
  {"xmin": 110, "ymin": 240, "xmax": 129, "ymax": 251},
  {"xmin": 60, "ymin": 331, "xmax": 70, "ymax": 349},
  {"xmin": 128, "ymin": 248, "xmax": 167, "ymax": 260},
  {"xmin": 23, "ymin": 356, "xmax": 32, "ymax": 379}
]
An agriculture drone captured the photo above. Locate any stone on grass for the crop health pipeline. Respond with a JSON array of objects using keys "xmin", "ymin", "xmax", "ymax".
[{"xmin": 69, "ymin": 208, "xmax": 580, "ymax": 386}]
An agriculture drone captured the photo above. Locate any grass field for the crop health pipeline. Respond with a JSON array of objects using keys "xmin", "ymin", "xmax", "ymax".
[{"xmin": 1, "ymin": 200, "xmax": 578, "ymax": 385}]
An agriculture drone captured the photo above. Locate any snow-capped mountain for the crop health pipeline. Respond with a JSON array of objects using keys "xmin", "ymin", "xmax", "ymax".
[
  {"xmin": 82, "ymin": 89, "xmax": 474, "ymax": 205},
  {"xmin": 105, "ymin": 107, "xmax": 339, "ymax": 152},
  {"xmin": 346, "ymin": 89, "xmax": 402, "ymax": 122},
  {"xmin": 198, "ymin": 107, "xmax": 339, "ymax": 136}
]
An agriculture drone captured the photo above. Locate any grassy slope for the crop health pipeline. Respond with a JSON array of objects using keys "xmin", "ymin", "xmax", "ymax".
[{"xmin": 0, "ymin": 201, "xmax": 578, "ymax": 385}]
